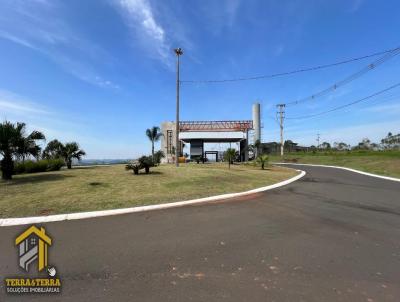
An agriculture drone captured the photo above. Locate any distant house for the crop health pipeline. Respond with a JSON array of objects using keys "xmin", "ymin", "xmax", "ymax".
[
  {"xmin": 260, "ymin": 142, "xmax": 280, "ymax": 154},
  {"xmin": 260, "ymin": 141, "xmax": 310, "ymax": 154}
]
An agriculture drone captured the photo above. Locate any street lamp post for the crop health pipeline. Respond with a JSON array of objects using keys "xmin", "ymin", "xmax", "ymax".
[{"xmin": 174, "ymin": 48, "xmax": 183, "ymax": 167}]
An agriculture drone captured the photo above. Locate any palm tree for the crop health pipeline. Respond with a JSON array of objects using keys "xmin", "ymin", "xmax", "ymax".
[
  {"xmin": 62, "ymin": 142, "xmax": 86, "ymax": 169},
  {"xmin": 146, "ymin": 126, "xmax": 163, "ymax": 163},
  {"xmin": 224, "ymin": 148, "xmax": 236, "ymax": 169},
  {"xmin": 17, "ymin": 130, "xmax": 45, "ymax": 162},
  {"xmin": 0, "ymin": 121, "xmax": 45, "ymax": 180},
  {"xmin": 42, "ymin": 139, "xmax": 64, "ymax": 159},
  {"xmin": 256, "ymin": 154, "xmax": 269, "ymax": 170}
]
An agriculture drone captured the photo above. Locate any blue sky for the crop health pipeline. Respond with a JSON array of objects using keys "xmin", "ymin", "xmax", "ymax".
[{"xmin": 0, "ymin": 0, "xmax": 399, "ymax": 158}]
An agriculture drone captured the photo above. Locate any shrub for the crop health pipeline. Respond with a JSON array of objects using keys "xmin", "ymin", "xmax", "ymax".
[
  {"xmin": 126, "ymin": 161, "xmax": 141, "ymax": 175},
  {"xmin": 46, "ymin": 159, "xmax": 65, "ymax": 171},
  {"xmin": 13, "ymin": 159, "xmax": 65, "ymax": 174},
  {"xmin": 138, "ymin": 156, "xmax": 153, "ymax": 174},
  {"xmin": 22, "ymin": 160, "xmax": 48, "ymax": 173},
  {"xmin": 256, "ymin": 154, "xmax": 269, "ymax": 170},
  {"xmin": 193, "ymin": 155, "xmax": 203, "ymax": 164},
  {"xmin": 153, "ymin": 150, "xmax": 165, "ymax": 165},
  {"xmin": 13, "ymin": 161, "xmax": 26, "ymax": 174},
  {"xmin": 125, "ymin": 156, "xmax": 154, "ymax": 175}
]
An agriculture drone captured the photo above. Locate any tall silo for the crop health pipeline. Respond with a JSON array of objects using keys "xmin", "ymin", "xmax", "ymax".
[{"xmin": 252, "ymin": 102, "xmax": 261, "ymax": 143}]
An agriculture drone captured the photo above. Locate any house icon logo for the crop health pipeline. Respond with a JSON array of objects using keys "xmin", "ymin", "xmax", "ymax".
[
  {"xmin": 15, "ymin": 226, "xmax": 52, "ymax": 272},
  {"xmin": 5, "ymin": 225, "xmax": 61, "ymax": 294}
]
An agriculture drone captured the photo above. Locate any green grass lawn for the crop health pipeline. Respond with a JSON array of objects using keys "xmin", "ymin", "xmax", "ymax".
[
  {"xmin": 0, "ymin": 163, "xmax": 298, "ymax": 218},
  {"xmin": 269, "ymin": 150, "xmax": 400, "ymax": 178}
]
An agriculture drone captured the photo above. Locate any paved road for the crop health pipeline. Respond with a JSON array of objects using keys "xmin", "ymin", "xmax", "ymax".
[{"xmin": 1, "ymin": 165, "xmax": 400, "ymax": 301}]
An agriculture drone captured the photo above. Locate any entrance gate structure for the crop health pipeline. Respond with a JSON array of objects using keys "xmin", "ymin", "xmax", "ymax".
[
  {"xmin": 160, "ymin": 103, "xmax": 260, "ymax": 164},
  {"xmin": 172, "ymin": 120, "xmax": 253, "ymax": 162}
]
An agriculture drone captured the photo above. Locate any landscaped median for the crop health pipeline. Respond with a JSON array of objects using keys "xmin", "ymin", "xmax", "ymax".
[{"xmin": 0, "ymin": 163, "xmax": 299, "ymax": 219}]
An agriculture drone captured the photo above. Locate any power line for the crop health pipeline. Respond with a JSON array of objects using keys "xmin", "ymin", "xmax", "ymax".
[
  {"xmin": 362, "ymin": 91, "xmax": 400, "ymax": 107},
  {"xmin": 284, "ymin": 47, "xmax": 400, "ymax": 106},
  {"xmin": 285, "ymin": 82, "xmax": 400, "ymax": 120},
  {"xmin": 181, "ymin": 47, "xmax": 399, "ymax": 84}
]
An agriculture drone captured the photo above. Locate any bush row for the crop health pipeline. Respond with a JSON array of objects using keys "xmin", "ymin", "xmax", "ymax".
[{"xmin": 13, "ymin": 159, "xmax": 65, "ymax": 174}]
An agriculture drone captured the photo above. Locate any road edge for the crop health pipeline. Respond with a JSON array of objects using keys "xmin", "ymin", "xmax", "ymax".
[
  {"xmin": 0, "ymin": 169, "xmax": 306, "ymax": 227},
  {"xmin": 274, "ymin": 162, "xmax": 400, "ymax": 182}
]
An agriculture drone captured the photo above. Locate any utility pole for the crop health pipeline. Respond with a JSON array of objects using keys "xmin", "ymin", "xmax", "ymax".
[
  {"xmin": 174, "ymin": 48, "xmax": 183, "ymax": 167},
  {"xmin": 277, "ymin": 104, "xmax": 285, "ymax": 157},
  {"xmin": 317, "ymin": 133, "xmax": 320, "ymax": 150}
]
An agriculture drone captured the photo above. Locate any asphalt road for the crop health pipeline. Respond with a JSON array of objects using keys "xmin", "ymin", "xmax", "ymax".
[{"xmin": 1, "ymin": 164, "xmax": 400, "ymax": 301}]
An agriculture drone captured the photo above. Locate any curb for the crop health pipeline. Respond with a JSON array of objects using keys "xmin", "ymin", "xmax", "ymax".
[
  {"xmin": 0, "ymin": 170, "xmax": 306, "ymax": 227},
  {"xmin": 273, "ymin": 163, "xmax": 400, "ymax": 182}
]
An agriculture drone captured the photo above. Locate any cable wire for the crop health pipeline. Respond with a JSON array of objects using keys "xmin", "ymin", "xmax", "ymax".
[
  {"xmin": 285, "ymin": 82, "xmax": 400, "ymax": 120},
  {"xmin": 181, "ymin": 47, "xmax": 399, "ymax": 84},
  {"xmin": 285, "ymin": 47, "xmax": 400, "ymax": 106}
]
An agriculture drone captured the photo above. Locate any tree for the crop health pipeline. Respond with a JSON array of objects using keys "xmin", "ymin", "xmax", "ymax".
[
  {"xmin": 370, "ymin": 143, "xmax": 380, "ymax": 150},
  {"xmin": 334, "ymin": 142, "xmax": 350, "ymax": 151},
  {"xmin": 0, "ymin": 121, "xmax": 45, "ymax": 180},
  {"xmin": 224, "ymin": 148, "xmax": 236, "ymax": 169},
  {"xmin": 62, "ymin": 142, "xmax": 86, "ymax": 169},
  {"xmin": 320, "ymin": 142, "xmax": 331, "ymax": 150},
  {"xmin": 284, "ymin": 140, "xmax": 298, "ymax": 153},
  {"xmin": 381, "ymin": 132, "xmax": 400, "ymax": 150},
  {"xmin": 42, "ymin": 139, "xmax": 64, "ymax": 159},
  {"xmin": 17, "ymin": 130, "xmax": 45, "ymax": 162},
  {"xmin": 42, "ymin": 140, "xmax": 85, "ymax": 169},
  {"xmin": 146, "ymin": 126, "xmax": 163, "ymax": 164},
  {"xmin": 138, "ymin": 156, "xmax": 153, "ymax": 174},
  {"xmin": 355, "ymin": 138, "xmax": 371, "ymax": 150},
  {"xmin": 256, "ymin": 154, "xmax": 269, "ymax": 170},
  {"xmin": 153, "ymin": 150, "xmax": 165, "ymax": 165}
]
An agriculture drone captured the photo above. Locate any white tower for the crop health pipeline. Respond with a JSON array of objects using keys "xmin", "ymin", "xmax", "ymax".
[{"xmin": 252, "ymin": 102, "xmax": 261, "ymax": 143}]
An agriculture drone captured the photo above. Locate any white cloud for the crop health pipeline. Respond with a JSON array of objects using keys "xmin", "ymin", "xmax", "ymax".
[
  {"xmin": 123, "ymin": 0, "xmax": 165, "ymax": 42},
  {"xmin": 0, "ymin": 1, "xmax": 119, "ymax": 89},
  {"xmin": 0, "ymin": 89, "xmax": 98, "ymax": 156},
  {"xmin": 0, "ymin": 31, "xmax": 38, "ymax": 51},
  {"xmin": 55, "ymin": 55, "xmax": 120, "ymax": 90},
  {"xmin": 0, "ymin": 90, "xmax": 50, "ymax": 116},
  {"xmin": 113, "ymin": 0, "xmax": 171, "ymax": 66}
]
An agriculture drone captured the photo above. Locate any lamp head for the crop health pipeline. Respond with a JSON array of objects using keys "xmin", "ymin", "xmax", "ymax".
[{"xmin": 174, "ymin": 48, "xmax": 183, "ymax": 56}]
